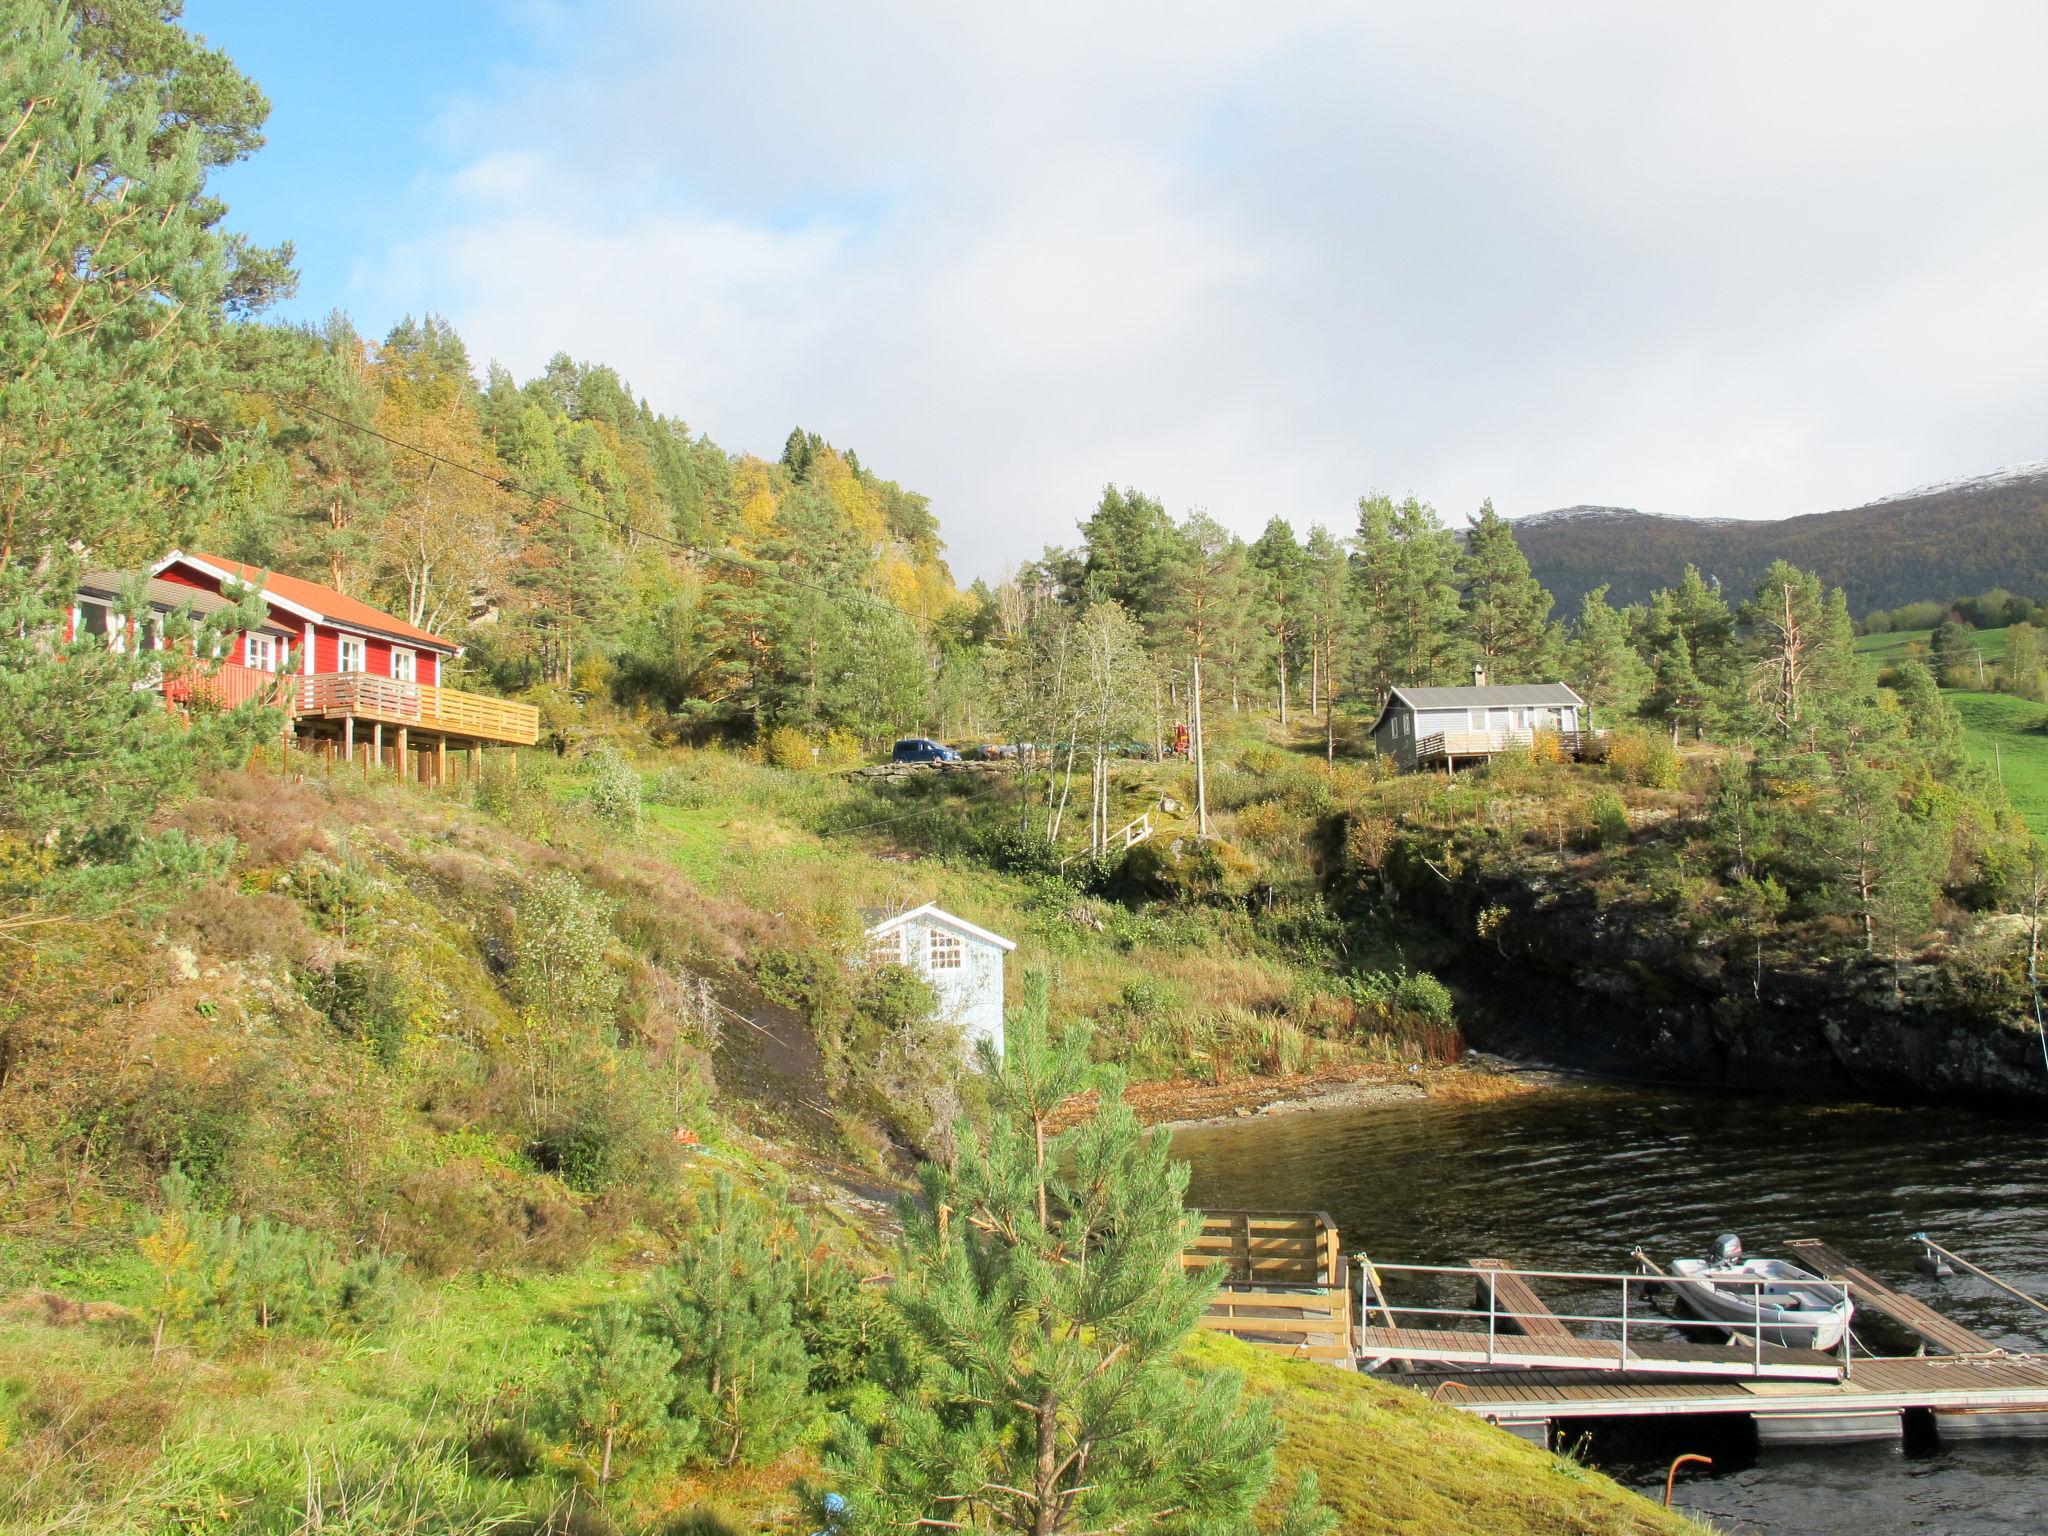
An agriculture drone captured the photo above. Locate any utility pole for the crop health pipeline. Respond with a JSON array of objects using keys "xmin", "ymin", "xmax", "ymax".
[{"xmin": 1192, "ymin": 651, "xmax": 1209, "ymax": 838}]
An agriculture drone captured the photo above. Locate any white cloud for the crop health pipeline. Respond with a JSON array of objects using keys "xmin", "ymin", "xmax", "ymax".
[{"xmin": 360, "ymin": 1, "xmax": 2048, "ymax": 576}]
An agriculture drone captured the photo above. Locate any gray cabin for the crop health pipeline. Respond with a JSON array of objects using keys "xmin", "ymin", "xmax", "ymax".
[{"xmin": 1369, "ymin": 669, "xmax": 1590, "ymax": 771}]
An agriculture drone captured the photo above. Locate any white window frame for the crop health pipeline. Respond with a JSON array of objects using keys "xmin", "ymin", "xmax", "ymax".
[
  {"xmin": 247, "ymin": 633, "xmax": 278, "ymax": 672},
  {"xmin": 337, "ymin": 634, "xmax": 366, "ymax": 673},
  {"xmin": 391, "ymin": 646, "xmax": 416, "ymax": 683},
  {"xmin": 929, "ymin": 929, "xmax": 964, "ymax": 971},
  {"xmin": 867, "ymin": 929, "xmax": 904, "ymax": 966}
]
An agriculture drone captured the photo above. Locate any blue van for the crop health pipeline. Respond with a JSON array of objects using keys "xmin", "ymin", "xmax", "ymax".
[{"xmin": 891, "ymin": 737, "xmax": 959, "ymax": 764}]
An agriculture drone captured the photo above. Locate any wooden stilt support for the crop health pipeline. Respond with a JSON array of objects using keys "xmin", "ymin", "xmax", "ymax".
[
  {"xmin": 343, "ymin": 715, "xmax": 354, "ymax": 761},
  {"xmin": 372, "ymin": 721, "xmax": 383, "ymax": 774},
  {"xmin": 436, "ymin": 737, "xmax": 448, "ymax": 788},
  {"xmin": 396, "ymin": 726, "xmax": 408, "ymax": 784}
]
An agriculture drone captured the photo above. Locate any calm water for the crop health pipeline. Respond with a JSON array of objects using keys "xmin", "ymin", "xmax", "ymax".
[{"xmin": 1172, "ymin": 1085, "xmax": 2048, "ymax": 1534}]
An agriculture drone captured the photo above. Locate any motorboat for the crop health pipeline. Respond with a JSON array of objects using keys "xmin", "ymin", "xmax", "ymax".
[{"xmin": 1666, "ymin": 1234, "xmax": 1854, "ymax": 1352}]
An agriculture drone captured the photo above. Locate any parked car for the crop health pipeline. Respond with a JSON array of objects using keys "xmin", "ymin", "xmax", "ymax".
[{"xmin": 891, "ymin": 737, "xmax": 960, "ymax": 764}]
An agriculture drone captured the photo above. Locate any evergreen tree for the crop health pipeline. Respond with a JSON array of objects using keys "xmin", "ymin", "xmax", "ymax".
[
  {"xmin": 1457, "ymin": 499, "xmax": 1558, "ymax": 682},
  {"xmin": 1077, "ymin": 485, "xmax": 1180, "ymax": 638},
  {"xmin": 555, "ymin": 1304, "xmax": 687, "ymax": 1488},
  {"xmin": 822, "ymin": 974, "xmax": 1322, "ymax": 1535},
  {"xmin": 1929, "ymin": 618, "xmax": 1977, "ymax": 683},
  {"xmin": 1248, "ymin": 516, "xmax": 1308, "ymax": 722},
  {"xmin": 2, "ymin": 0, "xmax": 235, "ymax": 566},
  {"xmin": 1738, "ymin": 561, "xmax": 1856, "ymax": 744},
  {"xmin": 1301, "ymin": 523, "xmax": 1349, "ymax": 756},
  {"xmin": 647, "ymin": 1175, "xmax": 813, "ymax": 1469},
  {"xmin": 1565, "ymin": 583, "xmax": 1649, "ymax": 719},
  {"xmin": 1355, "ymin": 493, "xmax": 1463, "ymax": 689}
]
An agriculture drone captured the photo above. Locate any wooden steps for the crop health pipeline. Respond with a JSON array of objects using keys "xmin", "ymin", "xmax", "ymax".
[{"xmin": 1785, "ymin": 1238, "xmax": 1998, "ymax": 1356}]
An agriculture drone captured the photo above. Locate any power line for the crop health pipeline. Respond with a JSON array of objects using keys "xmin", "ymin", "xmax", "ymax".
[{"xmin": 264, "ymin": 392, "xmax": 933, "ymax": 626}]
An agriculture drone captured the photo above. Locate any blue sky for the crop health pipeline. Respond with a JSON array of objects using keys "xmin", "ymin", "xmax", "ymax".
[
  {"xmin": 181, "ymin": 4, "xmax": 2048, "ymax": 579},
  {"xmin": 187, "ymin": 1, "xmax": 543, "ymax": 325}
]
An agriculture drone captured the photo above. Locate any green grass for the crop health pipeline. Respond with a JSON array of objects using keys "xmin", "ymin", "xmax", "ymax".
[
  {"xmin": 1191, "ymin": 1333, "xmax": 1707, "ymax": 1535},
  {"xmin": 1854, "ymin": 628, "xmax": 2048, "ymax": 838},
  {"xmin": 1856, "ymin": 623, "xmax": 2010, "ymax": 669},
  {"xmin": 1949, "ymin": 689, "xmax": 2048, "ymax": 839}
]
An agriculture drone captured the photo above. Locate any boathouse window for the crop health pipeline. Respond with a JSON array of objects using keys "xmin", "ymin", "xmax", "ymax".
[
  {"xmin": 929, "ymin": 930, "xmax": 964, "ymax": 970},
  {"xmin": 337, "ymin": 634, "xmax": 366, "ymax": 672},
  {"xmin": 867, "ymin": 929, "xmax": 903, "ymax": 965},
  {"xmin": 392, "ymin": 647, "xmax": 416, "ymax": 683}
]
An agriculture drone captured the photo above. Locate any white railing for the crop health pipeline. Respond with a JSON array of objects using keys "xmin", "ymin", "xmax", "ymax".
[{"xmin": 1353, "ymin": 1256, "xmax": 1853, "ymax": 1380}]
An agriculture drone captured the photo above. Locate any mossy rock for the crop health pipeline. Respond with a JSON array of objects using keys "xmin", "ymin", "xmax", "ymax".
[{"xmin": 1122, "ymin": 834, "xmax": 1261, "ymax": 904}]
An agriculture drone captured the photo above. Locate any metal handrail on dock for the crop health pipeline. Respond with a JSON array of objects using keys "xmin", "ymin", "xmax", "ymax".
[{"xmin": 1353, "ymin": 1256, "xmax": 1853, "ymax": 1380}]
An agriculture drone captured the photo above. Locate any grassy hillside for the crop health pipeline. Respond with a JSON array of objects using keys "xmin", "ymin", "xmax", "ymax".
[
  {"xmin": 1951, "ymin": 690, "xmax": 2048, "ymax": 840},
  {"xmin": 1193, "ymin": 1334, "xmax": 1705, "ymax": 1536},
  {"xmin": 1515, "ymin": 473, "xmax": 2048, "ymax": 612},
  {"xmin": 1852, "ymin": 627, "xmax": 2048, "ymax": 838},
  {"xmin": 2, "ymin": 747, "xmax": 1701, "ymax": 1534}
]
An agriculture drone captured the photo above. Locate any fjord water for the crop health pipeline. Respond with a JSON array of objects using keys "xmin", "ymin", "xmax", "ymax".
[{"xmin": 1172, "ymin": 1085, "xmax": 2048, "ymax": 1534}]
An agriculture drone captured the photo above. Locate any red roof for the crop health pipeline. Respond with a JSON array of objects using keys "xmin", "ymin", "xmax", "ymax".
[{"xmin": 185, "ymin": 553, "xmax": 458, "ymax": 652}]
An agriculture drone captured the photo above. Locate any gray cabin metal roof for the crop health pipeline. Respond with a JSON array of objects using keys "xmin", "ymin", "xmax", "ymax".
[{"xmin": 1371, "ymin": 682, "xmax": 1584, "ymax": 733}]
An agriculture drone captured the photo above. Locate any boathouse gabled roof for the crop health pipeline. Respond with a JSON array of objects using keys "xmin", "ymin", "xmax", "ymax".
[{"xmin": 861, "ymin": 901, "xmax": 1017, "ymax": 952}]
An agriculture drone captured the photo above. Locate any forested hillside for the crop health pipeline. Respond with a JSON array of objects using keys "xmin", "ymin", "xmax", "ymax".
[{"xmin": 1514, "ymin": 471, "xmax": 2048, "ymax": 614}]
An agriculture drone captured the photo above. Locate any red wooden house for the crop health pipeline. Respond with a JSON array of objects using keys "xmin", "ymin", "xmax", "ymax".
[{"xmin": 69, "ymin": 551, "xmax": 539, "ymax": 779}]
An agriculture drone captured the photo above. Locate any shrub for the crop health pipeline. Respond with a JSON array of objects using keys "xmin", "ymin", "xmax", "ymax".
[
  {"xmin": 528, "ymin": 1050, "xmax": 679, "ymax": 1194},
  {"xmin": 764, "ymin": 726, "xmax": 815, "ymax": 771},
  {"xmin": 135, "ymin": 1168, "xmax": 406, "ymax": 1352},
  {"xmin": 819, "ymin": 729, "xmax": 864, "ymax": 769},
  {"xmin": 1607, "ymin": 728, "xmax": 1679, "ymax": 788},
  {"xmin": 584, "ymin": 745, "xmax": 642, "ymax": 832},
  {"xmin": 1587, "ymin": 787, "xmax": 1631, "ymax": 846},
  {"xmin": 1350, "ymin": 966, "xmax": 1453, "ymax": 1025}
]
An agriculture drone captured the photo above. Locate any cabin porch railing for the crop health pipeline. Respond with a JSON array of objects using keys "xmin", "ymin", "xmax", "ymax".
[
  {"xmin": 296, "ymin": 672, "xmax": 540, "ymax": 745},
  {"xmin": 1413, "ymin": 728, "xmax": 1605, "ymax": 765},
  {"xmin": 162, "ymin": 660, "xmax": 298, "ymax": 713}
]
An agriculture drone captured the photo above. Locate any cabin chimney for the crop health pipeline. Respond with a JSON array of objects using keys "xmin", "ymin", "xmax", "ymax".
[{"xmin": 1472, "ymin": 662, "xmax": 1487, "ymax": 687}]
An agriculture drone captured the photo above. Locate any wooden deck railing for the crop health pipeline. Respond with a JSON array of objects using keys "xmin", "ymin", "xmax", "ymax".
[
  {"xmin": 1413, "ymin": 728, "xmax": 1603, "ymax": 765},
  {"xmin": 297, "ymin": 672, "xmax": 540, "ymax": 745},
  {"xmin": 162, "ymin": 660, "xmax": 297, "ymax": 713}
]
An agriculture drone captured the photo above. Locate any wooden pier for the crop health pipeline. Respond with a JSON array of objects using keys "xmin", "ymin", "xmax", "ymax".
[
  {"xmin": 1179, "ymin": 1214, "xmax": 2048, "ymax": 1446},
  {"xmin": 1785, "ymin": 1238, "xmax": 1998, "ymax": 1355},
  {"xmin": 1431, "ymin": 1354, "xmax": 2048, "ymax": 1446}
]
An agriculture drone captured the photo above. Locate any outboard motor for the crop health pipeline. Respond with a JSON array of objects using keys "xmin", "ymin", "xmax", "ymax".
[{"xmin": 1709, "ymin": 1233, "xmax": 1744, "ymax": 1268}]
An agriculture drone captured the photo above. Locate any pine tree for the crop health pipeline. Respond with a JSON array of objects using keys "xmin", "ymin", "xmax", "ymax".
[
  {"xmin": 556, "ymin": 1304, "xmax": 687, "ymax": 1488},
  {"xmin": 1565, "ymin": 583, "xmax": 1649, "ymax": 719},
  {"xmin": 1457, "ymin": 499, "xmax": 1558, "ymax": 682},
  {"xmin": 822, "ymin": 974, "xmax": 1321, "ymax": 1535},
  {"xmin": 1301, "ymin": 524, "xmax": 1349, "ymax": 759},
  {"xmin": 1355, "ymin": 493, "xmax": 1462, "ymax": 688},
  {"xmin": 647, "ymin": 1175, "xmax": 813, "ymax": 1469},
  {"xmin": 2, "ymin": 0, "xmax": 235, "ymax": 566},
  {"xmin": 1248, "ymin": 516, "xmax": 1308, "ymax": 722},
  {"xmin": 1738, "ymin": 561, "xmax": 1857, "ymax": 744}
]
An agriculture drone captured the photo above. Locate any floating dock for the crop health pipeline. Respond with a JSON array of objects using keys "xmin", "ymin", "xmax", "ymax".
[
  {"xmin": 1431, "ymin": 1354, "xmax": 2048, "ymax": 1446},
  {"xmin": 1180, "ymin": 1212, "xmax": 2048, "ymax": 1447},
  {"xmin": 1784, "ymin": 1238, "xmax": 1997, "ymax": 1355}
]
